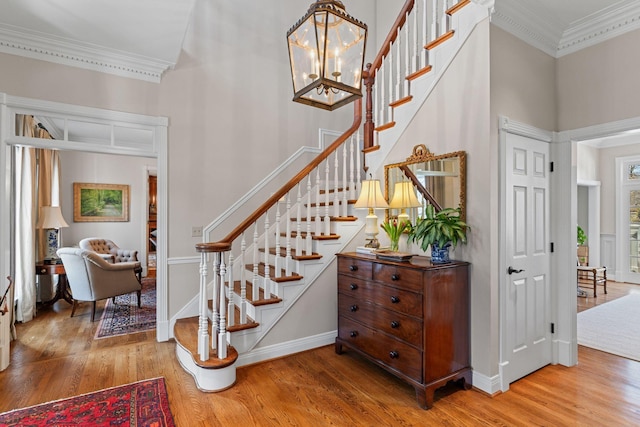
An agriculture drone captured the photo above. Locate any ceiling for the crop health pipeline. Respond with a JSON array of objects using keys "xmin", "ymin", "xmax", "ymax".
[{"xmin": 0, "ymin": 0, "xmax": 639, "ymax": 82}]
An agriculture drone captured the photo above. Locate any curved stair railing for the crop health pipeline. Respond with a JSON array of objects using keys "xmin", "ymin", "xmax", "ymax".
[{"xmin": 175, "ymin": 0, "xmax": 474, "ymax": 391}]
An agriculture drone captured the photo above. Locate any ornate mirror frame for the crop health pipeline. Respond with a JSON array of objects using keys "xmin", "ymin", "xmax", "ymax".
[{"xmin": 384, "ymin": 144, "xmax": 467, "ymax": 221}]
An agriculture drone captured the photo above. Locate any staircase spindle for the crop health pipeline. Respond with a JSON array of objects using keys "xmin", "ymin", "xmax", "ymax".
[
  {"xmin": 211, "ymin": 253, "xmax": 220, "ymax": 352},
  {"xmin": 263, "ymin": 211, "xmax": 271, "ymax": 296},
  {"xmin": 198, "ymin": 252, "xmax": 209, "ymax": 361},
  {"xmin": 296, "ymin": 184, "xmax": 302, "ymax": 256},
  {"xmin": 227, "ymin": 253, "xmax": 234, "ymax": 327},
  {"xmin": 240, "ymin": 234, "xmax": 247, "ymax": 323},
  {"xmin": 315, "ymin": 168, "xmax": 322, "ymax": 236},
  {"xmin": 423, "ymin": 0, "xmax": 429, "ymax": 67},
  {"xmin": 387, "ymin": 42, "xmax": 393, "ymax": 118},
  {"xmin": 306, "ymin": 176, "xmax": 313, "ymax": 254},
  {"xmin": 285, "ymin": 192, "xmax": 293, "ymax": 276},
  {"xmin": 324, "ymin": 159, "xmax": 331, "ymax": 235},
  {"xmin": 396, "ymin": 28, "xmax": 402, "ymax": 101},
  {"xmin": 333, "ymin": 151, "xmax": 340, "ymax": 218},
  {"xmin": 431, "ymin": 0, "xmax": 438, "ymax": 41},
  {"xmin": 342, "ymin": 144, "xmax": 348, "ymax": 217},
  {"xmin": 274, "ymin": 202, "xmax": 282, "ymax": 278},
  {"xmin": 252, "ymin": 224, "xmax": 260, "ymax": 301},
  {"xmin": 217, "ymin": 254, "xmax": 227, "ymax": 359},
  {"xmin": 404, "ymin": 14, "xmax": 410, "ymax": 95},
  {"xmin": 356, "ymin": 131, "xmax": 362, "ymax": 189},
  {"xmin": 379, "ymin": 61, "xmax": 386, "ymax": 125},
  {"xmin": 349, "ymin": 137, "xmax": 356, "ymax": 201}
]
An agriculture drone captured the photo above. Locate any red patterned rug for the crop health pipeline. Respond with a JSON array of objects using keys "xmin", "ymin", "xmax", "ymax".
[
  {"xmin": 0, "ymin": 377, "xmax": 175, "ymax": 427},
  {"xmin": 95, "ymin": 278, "xmax": 156, "ymax": 339}
]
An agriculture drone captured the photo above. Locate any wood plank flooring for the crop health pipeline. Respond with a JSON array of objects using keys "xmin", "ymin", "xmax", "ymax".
[{"xmin": 1, "ymin": 283, "xmax": 639, "ymax": 426}]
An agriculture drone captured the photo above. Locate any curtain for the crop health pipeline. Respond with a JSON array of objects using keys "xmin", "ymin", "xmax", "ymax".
[{"xmin": 13, "ymin": 115, "xmax": 60, "ymax": 325}]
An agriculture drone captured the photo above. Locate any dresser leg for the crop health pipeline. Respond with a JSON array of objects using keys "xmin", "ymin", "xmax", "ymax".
[
  {"xmin": 335, "ymin": 340, "xmax": 344, "ymax": 355},
  {"xmin": 460, "ymin": 370, "xmax": 472, "ymax": 390},
  {"xmin": 415, "ymin": 387, "xmax": 434, "ymax": 410}
]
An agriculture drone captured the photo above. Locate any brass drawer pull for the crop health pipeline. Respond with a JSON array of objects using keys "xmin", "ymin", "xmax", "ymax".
[
  {"xmin": 350, "ymin": 331, "xmax": 358, "ymax": 338},
  {"xmin": 349, "ymin": 265, "xmax": 358, "ymax": 272},
  {"xmin": 391, "ymin": 274, "xmax": 400, "ymax": 281},
  {"xmin": 350, "ymin": 283, "xmax": 358, "ymax": 290},
  {"xmin": 350, "ymin": 305, "xmax": 358, "ymax": 312},
  {"xmin": 389, "ymin": 351, "xmax": 399, "ymax": 359},
  {"xmin": 390, "ymin": 296, "xmax": 400, "ymax": 304},
  {"xmin": 391, "ymin": 321, "xmax": 400, "ymax": 329}
]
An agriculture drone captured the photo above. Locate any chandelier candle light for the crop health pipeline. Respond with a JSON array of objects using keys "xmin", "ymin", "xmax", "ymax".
[
  {"xmin": 37, "ymin": 206, "xmax": 69, "ymax": 264},
  {"xmin": 287, "ymin": 0, "xmax": 367, "ymax": 110},
  {"xmin": 354, "ymin": 178, "xmax": 389, "ymax": 248}
]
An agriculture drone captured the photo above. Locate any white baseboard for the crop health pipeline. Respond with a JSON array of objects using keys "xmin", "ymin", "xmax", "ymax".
[
  {"xmin": 472, "ymin": 370, "xmax": 501, "ymax": 395},
  {"xmin": 237, "ymin": 330, "xmax": 337, "ymax": 367}
]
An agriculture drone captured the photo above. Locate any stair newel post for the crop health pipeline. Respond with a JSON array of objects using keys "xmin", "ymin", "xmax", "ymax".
[
  {"xmin": 274, "ymin": 202, "xmax": 282, "ymax": 279},
  {"xmin": 252, "ymin": 224, "xmax": 260, "ymax": 302},
  {"xmin": 315, "ymin": 168, "xmax": 322, "ymax": 236},
  {"xmin": 295, "ymin": 183, "xmax": 302, "ymax": 257},
  {"xmin": 342, "ymin": 144, "xmax": 348, "ymax": 217},
  {"xmin": 263, "ymin": 211, "xmax": 271, "ymax": 296},
  {"xmin": 211, "ymin": 252, "xmax": 220, "ymax": 353},
  {"xmin": 217, "ymin": 254, "xmax": 228, "ymax": 359},
  {"xmin": 306, "ymin": 176, "xmax": 313, "ymax": 255},
  {"xmin": 198, "ymin": 252, "xmax": 209, "ymax": 361},
  {"xmin": 333, "ymin": 151, "xmax": 340, "ymax": 218},
  {"xmin": 227, "ymin": 252, "xmax": 234, "ymax": 327},
  {"xmin": 324, "ymin": 159, "xmax": 331, "ymax": 236},
  {"xmin": 240, "ymin": 234, "xmax": 247, "ymax": 324},
  {"xmin": 285, "ymin": 192, "xmax": 293, "ymax": 277}
]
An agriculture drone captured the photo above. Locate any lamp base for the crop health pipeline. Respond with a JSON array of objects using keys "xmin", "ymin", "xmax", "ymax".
[{"xmin": 364, "ymin": 237, "xmax": 381, "ymax": 249}]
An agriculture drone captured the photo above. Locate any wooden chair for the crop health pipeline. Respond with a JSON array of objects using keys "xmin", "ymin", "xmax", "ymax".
[{"xmin": 577, "ymin": 266, "xmax": 607, "ymax": 297}]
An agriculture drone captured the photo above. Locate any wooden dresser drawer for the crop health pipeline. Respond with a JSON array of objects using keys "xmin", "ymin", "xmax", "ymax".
[
  {"xmin": 338, "ymin": 275, "xmax": 423, "ymax": 318},
  {"xmin": 338, "ymin": 315, "xmax": 422, "ymax": 382},
  {"xmin": 337, "ymin": 256, "xmax": 373, "ymax": 278},
  {"xmin": 338, "ymin": 293, "xmax": 422, "ymax": 348},
  {"xmin": 372, "ymin": 263, "xmax": 423, "ymax": 292}
]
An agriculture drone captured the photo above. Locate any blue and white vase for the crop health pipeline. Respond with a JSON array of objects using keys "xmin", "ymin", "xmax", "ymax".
[{"xmin": 430, "ymin": 242, "xmax": 451, "ymax": 264}]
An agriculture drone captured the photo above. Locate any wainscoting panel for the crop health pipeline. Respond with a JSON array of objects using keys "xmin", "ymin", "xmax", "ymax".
[{"xmin": 601, "ymin": 234, "xmax": 616, "ymax": 281}]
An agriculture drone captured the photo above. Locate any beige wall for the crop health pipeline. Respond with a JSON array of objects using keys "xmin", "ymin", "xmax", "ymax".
[{"xmin": 557, "ymin": 27, "xmax": 640, "ymax": 131}]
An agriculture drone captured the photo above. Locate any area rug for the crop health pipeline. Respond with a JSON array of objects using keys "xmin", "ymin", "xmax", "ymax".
[
  {"xmin": 0, "ymin": 377, "xmax": 175, "ymax": 427},
  {"xmin": 577, "ymin": 292, "xmax": 640, "ymax": 361},
  {"xmin": 95, "ymin": 278, "xmax": 156, "ymax": 339}
]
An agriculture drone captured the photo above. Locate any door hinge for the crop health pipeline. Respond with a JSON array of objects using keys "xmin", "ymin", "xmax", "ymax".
[
  {"xmin": 550, "ymin": 161, "xmax": 554, "ymax": 172},
  {"xmin": 550, "ymin": 242, "xmax": 554, "ymax": 253},
  {"xmin": 551, "ymin": 323, "xmax": 555, "ymax": 334}
]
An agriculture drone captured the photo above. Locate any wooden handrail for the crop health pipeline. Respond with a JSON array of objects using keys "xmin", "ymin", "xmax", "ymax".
[{"xmin": 197, "ymin": 99, "xmax": 362, "ymax": 253}]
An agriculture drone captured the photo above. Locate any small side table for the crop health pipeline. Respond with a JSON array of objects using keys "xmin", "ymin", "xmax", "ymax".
[{"xmin": 35, "ymin": 263, "xmax": 74, "ymax": 306}]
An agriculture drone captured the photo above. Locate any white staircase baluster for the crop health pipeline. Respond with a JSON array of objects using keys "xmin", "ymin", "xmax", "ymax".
[
  {"xmin": 387, "ymin": 42, "xmax": 393, "ymax": 119},
  {"xmin": 431, "ymin": 0, "xmax": 438, "ymax": 41},
  {"xmin": 349, "ymin": 137, "xmax": 355, "ymax": 201},
  {"xmin": 211, "ymin": 253, "xmax": 220, "ymax": 353},
  {"xmin": 252, "ymin": 224, "xmax": 259, "ymax": 301},
  {"xmin": 217, "ymin": 254, "xmax": 227, "ymax": 359},
  {"xmin": 227, "ymin": 252, "xmax": 234, "ymax": 327},
  {"xmin": 396, "ymin": 28, "xmax": 402, "ymax": 100},
  {"xmin": 285, "ymin": 192, "xmax": 293, "ymax": 276},
  {"xmin": 240, "ymin": 234, "xmax": 247, "ymax": 324},
  {"xmin": 306, "ymin": 176, "xmax": 313, "ymax": 255},
  {"xmin": 442, "ymin": 0, "xmax": 449, "ymax": 33},
  {"xmin": 296, "ymin": 184, "xmax": 302, "ymax": 256},
  {"xmin": 263, "ymin": 212, "xmax": 271, "ymax": 296},
  {"xmin": 198, "ymin": 253, "xmax": 209, "ymax": 361},
  {"xmin": 333, "ymin": 151, "xmax": 340, "ymax": 218},
  {"xmin": 315, "ymin": 168, "xmax": 322, "ymax": 236},
  {"xmin": 324, "ymin": 160, "xmax": 331, "ymax": 236},
  {"xmin": 423, "ymin": 0, "xmax": 429, "ymax": 67},
  {"xmin": 413, "ymin": 2, "xmax": 419, "ymax": 72},
  {"xmin": 356, "ymin": 130, "xmax": 362, "ymax": 188},
  {"xmin": 373, "ymin": 76, "xmax": 379, "ymax": 128},
  {"xmin": 404, "ymin": 13, "xmax": 410, "ymax": 95},
  {"xmin": 274, "ymin": 202, "xmax": 281, "ymax": 278},
  {"xmin": 342, "ymin": 144, "xmax": 348, "ymax": 217}
]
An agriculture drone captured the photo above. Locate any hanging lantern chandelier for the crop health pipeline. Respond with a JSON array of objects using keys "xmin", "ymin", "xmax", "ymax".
[{"xmin": 287, "ymin": 0, "xmax": 367, "ymax": 111}]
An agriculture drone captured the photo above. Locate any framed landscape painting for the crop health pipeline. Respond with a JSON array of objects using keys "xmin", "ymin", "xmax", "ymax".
[{"xmin": 73, "ymin": 183, "xmax": 129, "ymax": 222}]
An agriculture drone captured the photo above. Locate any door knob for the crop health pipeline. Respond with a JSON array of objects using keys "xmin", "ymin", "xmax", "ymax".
[{"xmin": 508, "ymin": 266, "xmax": 524, "ymax": 275}]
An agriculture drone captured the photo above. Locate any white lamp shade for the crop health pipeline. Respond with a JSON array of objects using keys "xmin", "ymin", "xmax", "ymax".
[
  {"xmin": 389, "ymin": 181, "xmax": 421, "ymax": 209},
  {"xmin": 37, "ymin": 206, "xmax": 69, "ymax": 229},
  {"xmin": 354, "ymin": 179, "xmax": 389, "ymax": 210}
]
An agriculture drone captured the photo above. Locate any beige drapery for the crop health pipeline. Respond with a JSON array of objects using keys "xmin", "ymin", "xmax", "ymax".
[{"xmin": 13, "ymin": 115, "xmax": 61, "ymax": 325}]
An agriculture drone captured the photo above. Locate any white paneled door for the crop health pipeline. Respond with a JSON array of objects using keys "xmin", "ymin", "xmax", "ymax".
[{"xmin": 500, "ymin": 133, "xmax": 552, "ymax": 390}]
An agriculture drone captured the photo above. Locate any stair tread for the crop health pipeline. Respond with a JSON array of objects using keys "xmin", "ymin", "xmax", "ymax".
[
  {"xmin": 174, "ymin": 317, "xmax": 239, "ymax": 369},
  {"xmin": 406, "ymin": 65, "xmax": 432, "ymax": 81},
  {"xmin": 375, "ymin": 121, "xmax": 395, "ymax": 132},
  {"xmin": 260, "ymin": 247, "xmax": 323, "ymax": 261},
  {"xmin": 446, "ymin": 0, "xmax": 470, "ymax": 15},
  {"xmin": 245, "ymin": 263, "xmax": 303, "ymax": 282},
  {"xmin": 230, "ymin": 280, "xmax": 282, "ymax": 305},
  {"xmin": 425, "ymin": 30, "xmax": 455, "ymax": 50},
  {"xmin": 390, "ymin": 95, "xmax": 413, "ymax": 108}
]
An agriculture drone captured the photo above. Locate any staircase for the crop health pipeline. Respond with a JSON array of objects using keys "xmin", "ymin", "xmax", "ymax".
[{"xmin": 174, "ymin": 0, "xmax": 491, "ymax": 392}]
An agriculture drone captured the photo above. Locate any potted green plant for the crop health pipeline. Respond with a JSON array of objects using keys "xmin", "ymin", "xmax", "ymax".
[
  {"xmin": 408, "ymin": 205, "xmax": 468, "ymax": 263},
  {"xmin": 577, "ymin": 225, "xmax": 587, "ymax": 246}
]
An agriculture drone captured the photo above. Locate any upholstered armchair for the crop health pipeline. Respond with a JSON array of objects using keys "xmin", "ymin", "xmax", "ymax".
[
  {"xmin": 79, "ymin": 238, "xmax": 142, "ymax": 281},
  {"xmin": 57, "ymin": 248, "xmax": 142, "ymax": 322}
]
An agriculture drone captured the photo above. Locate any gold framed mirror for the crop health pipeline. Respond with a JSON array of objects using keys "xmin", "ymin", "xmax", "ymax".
[{"xmin": 384, "ymin": 144, "xmax": 466, "ymax": 221}]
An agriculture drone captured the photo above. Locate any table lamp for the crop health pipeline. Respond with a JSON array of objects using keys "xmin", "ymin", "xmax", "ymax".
[
  {"xmin": 37, "ymin": 206, "xmax": 69, "ymax": 264},
  {"xmin": 389, "ymin": 181, "xmax": 421, "ymax": 225},
  {"xmin": 354, "ymin": 178, "xmax": 389, "ymax": 248}
]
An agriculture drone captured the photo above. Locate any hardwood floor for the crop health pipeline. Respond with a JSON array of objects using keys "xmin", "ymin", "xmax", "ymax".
[{"xmin": 1, "ymin": 286, "xmax": 639, "ymax": 426}]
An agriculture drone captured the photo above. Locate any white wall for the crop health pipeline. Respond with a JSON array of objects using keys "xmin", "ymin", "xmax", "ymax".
[
  {"xmin": 58, "ymin": 151, "xmax": 157, "ymax": 268},
  {"xmin": 576, "ymin": 144, "xmax": 599, "ymax": 182}
]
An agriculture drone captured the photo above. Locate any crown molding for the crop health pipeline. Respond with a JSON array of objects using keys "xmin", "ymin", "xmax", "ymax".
[
  {"xmin": 492, "ymin": 1, "xmax": 640, "ymax": 59},
  {"xmin": 557, "ymin": 1, "xmax": 640, "ymax": 57},
  {"xmin": 0, "ymin": 23, "xmax": 173, "ymax": 83}
]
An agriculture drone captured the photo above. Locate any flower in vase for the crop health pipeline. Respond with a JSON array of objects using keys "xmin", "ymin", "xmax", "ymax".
[{"xmin": 380, "ymin": 218, "xmax": 412, "ymax": 252}]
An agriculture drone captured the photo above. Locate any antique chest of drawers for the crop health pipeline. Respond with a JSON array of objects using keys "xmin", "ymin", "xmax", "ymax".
[{"xmin": 335, "ymin": 252, "xmax": 471, "ymax": 409}]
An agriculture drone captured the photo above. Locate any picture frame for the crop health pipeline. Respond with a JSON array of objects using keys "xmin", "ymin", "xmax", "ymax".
[{"xmin": 73, "ymin": 183, "xmax": 130, "ymax": 222}]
